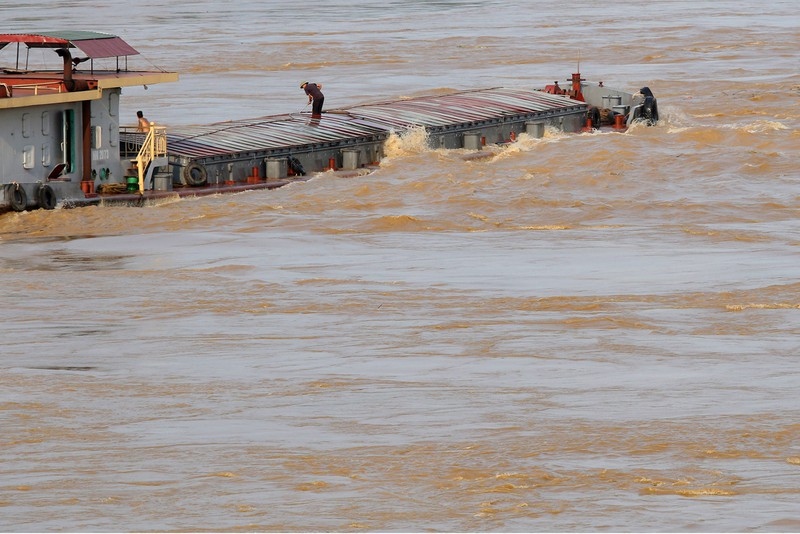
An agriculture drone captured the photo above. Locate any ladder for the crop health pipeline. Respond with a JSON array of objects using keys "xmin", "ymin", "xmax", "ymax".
[{"xmin": 134, "ymin": 124, "xmax": 168, "ymax": 193}]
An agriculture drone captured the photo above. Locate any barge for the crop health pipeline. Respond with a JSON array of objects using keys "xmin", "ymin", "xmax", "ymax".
[{"xmin": 1, "ymin": 31, "xmax": 658, "ymax": 214}]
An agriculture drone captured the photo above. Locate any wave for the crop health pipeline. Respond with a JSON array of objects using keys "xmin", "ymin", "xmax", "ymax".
[{"xmin": 382, "ymin": 126, "xmax": 431, "ymax": 158}]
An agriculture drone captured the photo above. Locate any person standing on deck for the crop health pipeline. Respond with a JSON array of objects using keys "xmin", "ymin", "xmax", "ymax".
[
  {"xmin": 136, "ymin": 110, "xmax": 151, "ymax": 132},
  {"xmin": 300, "ymin": 82, "xmax": 324, "ymax": 119}
]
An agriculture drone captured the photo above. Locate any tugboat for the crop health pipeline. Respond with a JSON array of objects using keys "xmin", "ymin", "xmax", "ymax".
[{"xmin": 1, "ymin": 31, "xmax": 658, "ymax": 213}]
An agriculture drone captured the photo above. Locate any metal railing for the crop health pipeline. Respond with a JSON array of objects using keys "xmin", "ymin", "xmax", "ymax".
[
  {"xmin": 3, "ymin": 81, "xmax": 64, "ymax": 96},
  {"xmin": 119, "ymin": 124, "xmax": 167, "ymax": 193}
]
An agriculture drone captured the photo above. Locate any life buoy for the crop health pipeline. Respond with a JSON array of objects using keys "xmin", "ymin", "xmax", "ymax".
[
  {"xmin": 8, "ymin": 185, "xmax": 27, "ymax": 212},
  {"xmin": 183, "ymin": 162, "xmax": 208, "ymax": 187},
  {"xmin": 37, "ymin": 184, "xmax": 57, "ymax": 210}
]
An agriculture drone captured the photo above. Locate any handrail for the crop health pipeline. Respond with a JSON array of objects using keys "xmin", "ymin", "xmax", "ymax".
[
  {"xmin": 135, "ymin": 123, "xmax": 168, "ymax": 193},
  {"xmin": 5, "ymin": 81, "xmax": 63, "ymax": 96}
]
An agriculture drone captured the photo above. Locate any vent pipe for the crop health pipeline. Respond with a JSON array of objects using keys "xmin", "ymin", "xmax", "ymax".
[{"xmin": 55, "ymin": 48, "xmax": 75, "ymax": 91}]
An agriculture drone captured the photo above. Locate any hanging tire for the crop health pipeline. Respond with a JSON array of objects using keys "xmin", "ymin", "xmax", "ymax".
[
  {"xmin": 288, "ymin": 156, "xmax": 306, "ymax": 176},
  {"xmin": 588, "ymin": 107, "xmax": 601, "ymax": 128},
  {"xmin": 37, "ymin": 184, "xmax": 57, "ymax": 210},
  {"xmin": 8, "ymin": 185, "xmax": 27, "ymax": 212},
  {"xmin": 183, "ymin": 162, "xmax": 208, "ymax": 187}
]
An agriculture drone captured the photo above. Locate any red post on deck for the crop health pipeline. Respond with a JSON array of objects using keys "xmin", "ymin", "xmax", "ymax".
[
  {"xmin": 247, "ymin": 166, "xmax": 261, "ymax": 184},
  {"xmin": 570, "ymin": 72, "xmax": 585, "ymax": 101}
]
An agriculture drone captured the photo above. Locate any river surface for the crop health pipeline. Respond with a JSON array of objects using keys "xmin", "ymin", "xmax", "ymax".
[{"xmin": 1, "ymin": 1, "xmax": 799, "ymax": 532}]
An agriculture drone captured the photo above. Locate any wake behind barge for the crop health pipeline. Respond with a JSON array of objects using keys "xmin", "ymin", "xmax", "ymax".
[{"xmin": 1, "ymin": 31, "xmax": 658, "ymax": 213}]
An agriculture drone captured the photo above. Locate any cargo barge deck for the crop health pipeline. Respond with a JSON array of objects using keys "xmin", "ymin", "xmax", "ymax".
[{"xmin": 135, "ymin": 86, "xmax": 591, "ymax": 194}]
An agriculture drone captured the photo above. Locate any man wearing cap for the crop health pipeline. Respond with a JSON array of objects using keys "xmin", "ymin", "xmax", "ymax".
[{"xmin": 300, "ymin": 81, "xmax": 324, "ymax": 119}]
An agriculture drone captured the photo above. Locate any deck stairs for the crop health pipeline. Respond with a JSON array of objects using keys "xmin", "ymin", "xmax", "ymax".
[{"xmin": 125, "ymin": 124, "xmax": 168, "ymax": 193}]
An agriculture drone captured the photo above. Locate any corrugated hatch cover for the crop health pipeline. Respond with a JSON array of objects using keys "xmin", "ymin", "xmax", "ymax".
[
  {"xmin": 347, "ymin": 87, "xmax": 584, "ymax": 128},
  {"xmin": 167, "ymin": 114, "xmax": 388, "ymax": 159},
  {"xmin": 166, "ymin": 87, "xmax": 584, "ymax": 160}
]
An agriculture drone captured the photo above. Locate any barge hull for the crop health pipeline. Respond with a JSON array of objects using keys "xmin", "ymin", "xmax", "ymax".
[{"xmin": 157, "ymin": 87, "xmax": 588, "ymax": 188}]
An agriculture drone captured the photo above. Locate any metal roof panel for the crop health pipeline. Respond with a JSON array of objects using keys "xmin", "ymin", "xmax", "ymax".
[{"xmin": 0, "ymin": 31, "xmax": 138, "ymax": 57}]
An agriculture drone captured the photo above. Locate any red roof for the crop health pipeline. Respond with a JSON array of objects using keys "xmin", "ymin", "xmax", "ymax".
[{"xmin": 0, "ymin": 31, "xmax": 138, "ymax": 58}]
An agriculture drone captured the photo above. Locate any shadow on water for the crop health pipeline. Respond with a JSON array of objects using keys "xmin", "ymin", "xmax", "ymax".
[
  {"xmin": 1, "ymin": 249, "xmax": 130, "ymax": 271},
  {"xmin": 26, "ymin": 366, "xmax": 98, "ymax": 372}
]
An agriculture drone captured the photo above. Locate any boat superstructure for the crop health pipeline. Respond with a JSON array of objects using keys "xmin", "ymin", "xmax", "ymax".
[{"xmin": 0, "ymin": 31, "xmax": 177, "ymax": 212}]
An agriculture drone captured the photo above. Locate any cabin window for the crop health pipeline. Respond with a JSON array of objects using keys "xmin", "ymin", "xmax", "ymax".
[
  {"xmin": 42, "ymin": 112, "xmax": 50, "ymax": 135},
  {"xmin": 22, "ymin": 113, "xmax": 31, "ymax": 138},
  {"xmin": 23, "ymin": 145, "xmax": 35, "ymax": 169},
  {"xmin": 42, "ymin": 143, "xmax": 51, "ymax": 167}
]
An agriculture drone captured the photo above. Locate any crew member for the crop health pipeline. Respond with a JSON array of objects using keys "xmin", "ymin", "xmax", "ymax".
[
  {"xmin": 136, "ymin": 110, "xmax": 151, "ymax": 132},
  {"xmin": 638, "ymin": 87, "xmax": 659, "ymax": 124},
  {"xmin": 627, "ymin": 87, "xmax": 659, "ymax": 126},
  {"xmin": 300, "ymin": 82, "xmax": 324, "ymax": 119}
]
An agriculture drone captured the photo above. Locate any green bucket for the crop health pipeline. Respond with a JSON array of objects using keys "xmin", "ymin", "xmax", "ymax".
[{"xmin": 126, "ymin": 176, "xmax": 139, "ymax": 192}]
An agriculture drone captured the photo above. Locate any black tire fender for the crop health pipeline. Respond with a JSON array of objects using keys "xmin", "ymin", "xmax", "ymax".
[
  {"xmin": 588, "ymin": 106, "xmax": 601, "ymax": 128},
  {"xmin": 37, "ymin": 184, "xmax": 57, "ymax": 210},
  {"xmin": 183, "ymin": 162, "xmax": 208, "ymax": 187},
  {"xmin": 8, "ymin": 184, "xmax": 27, "ymax": 212},
  {"xmin": 288, "ymin": 156, "xmax": 306, "ymax": 176}
]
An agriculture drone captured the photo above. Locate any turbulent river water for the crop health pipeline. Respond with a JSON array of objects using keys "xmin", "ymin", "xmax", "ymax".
[{"xmin": 1, "ymin": 1, "xmax": 799, "ymax": 531}]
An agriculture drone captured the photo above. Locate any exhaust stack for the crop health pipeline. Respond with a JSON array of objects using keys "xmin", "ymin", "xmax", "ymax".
[{"xmin": 55, "ymin": 48, "xmax": 75, "ymax": 91}]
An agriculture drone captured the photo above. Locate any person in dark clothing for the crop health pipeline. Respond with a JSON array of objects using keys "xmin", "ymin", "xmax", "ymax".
[
  {"xmin": 635, "ymin": 86, "xmax": 659, "ymax": 125},
  {"xmin": 301, "ymin": 81, "xmax": 324, "ymax": 119}
]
